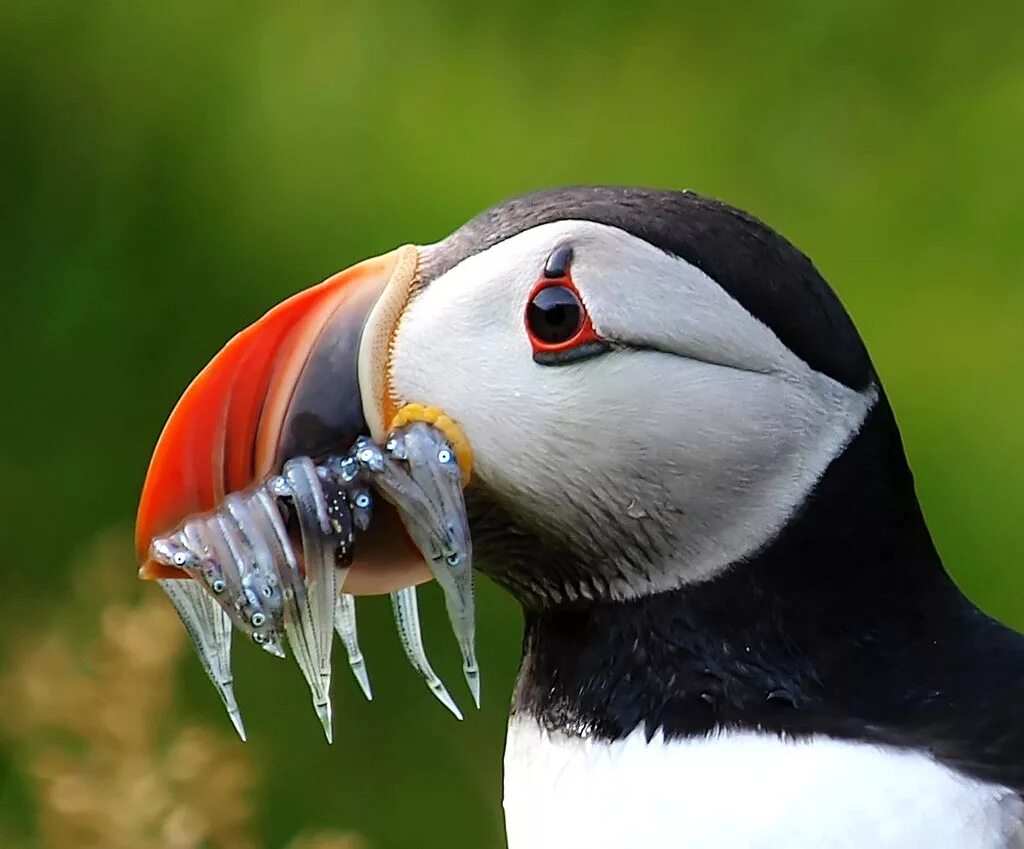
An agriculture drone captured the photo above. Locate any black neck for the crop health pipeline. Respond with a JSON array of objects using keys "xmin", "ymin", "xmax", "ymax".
[{"xmin": 511, "ymin": 397, "xmax": 1024, "ymax": 790}]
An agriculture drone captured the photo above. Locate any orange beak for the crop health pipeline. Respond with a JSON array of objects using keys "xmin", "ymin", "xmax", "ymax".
[{"xmin": 135, "ymin": 246, "xmax": 430, "ymax": 594}]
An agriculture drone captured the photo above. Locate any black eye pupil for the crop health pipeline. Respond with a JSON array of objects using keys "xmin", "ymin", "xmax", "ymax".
[{"xmin": 527, "ymin": 286, "xmax": 583, "ymax": 344}]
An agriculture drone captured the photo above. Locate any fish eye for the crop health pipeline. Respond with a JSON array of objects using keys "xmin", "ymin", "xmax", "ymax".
[{"xmin": 526, "ymin": 285, "xmax": 584, "ymax": 345}]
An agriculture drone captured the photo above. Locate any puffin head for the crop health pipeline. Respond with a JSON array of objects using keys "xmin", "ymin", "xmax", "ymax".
[
  {"xmin": 393, "ymin": 187, "xmax": 880, "ymax": 608},
  {"xmin": 139, "ymin": 187, "xmax": 877, "ymax": 602},
  {"xmin": 139, "ymin": 186, "xmax": 934, "ymax": 737}
]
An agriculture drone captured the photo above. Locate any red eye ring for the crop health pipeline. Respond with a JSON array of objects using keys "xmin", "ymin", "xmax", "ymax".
[
  {"xmin": 526, "ymin": 280, "xmax": 599, "ymax": 353},
  {"xmin": 524, "ymin": 247, "xmax": 606, "ymax": 364}
]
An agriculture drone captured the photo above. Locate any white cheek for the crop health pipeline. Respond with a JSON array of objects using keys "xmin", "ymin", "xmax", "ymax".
[
  {"xmin": 393, "ymin": 303, "xmax": 870, "ymax": 594},
  {"xmin": 391, "ymin": 222, "xmax": 876, "ymax": 594}
]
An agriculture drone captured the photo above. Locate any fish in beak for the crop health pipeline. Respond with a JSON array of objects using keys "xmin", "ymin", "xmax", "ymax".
[{"xmin": 135, "ymin": 245, "xmax": 478, "ymax": 740}]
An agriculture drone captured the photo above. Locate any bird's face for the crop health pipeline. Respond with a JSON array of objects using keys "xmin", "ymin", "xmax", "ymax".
[
  {"xmin": 137, "ymin": 188, "xmax": 878, "ymax": 610},
  {"xmin": 373, "ymin": 219, "xmax": 876, "ymax": 604}
]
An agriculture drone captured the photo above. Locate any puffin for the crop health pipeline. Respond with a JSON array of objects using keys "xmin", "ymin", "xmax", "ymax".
[{"xmin": 136, "ymin": 187, "xmax": 1024, "ymax": 848}]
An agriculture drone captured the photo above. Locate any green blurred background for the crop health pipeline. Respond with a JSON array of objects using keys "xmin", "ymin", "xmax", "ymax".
[{"xmin": 1, "ymin": 1, "xmax": 1022, "ymax": 847}]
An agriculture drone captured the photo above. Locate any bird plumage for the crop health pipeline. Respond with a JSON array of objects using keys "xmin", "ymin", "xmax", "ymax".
[
  {"xmin": 504, "ymin": 719, "xmax": 1024, "ymax": 849},
  {"xmin": 143, "ymin": 183, "xmax": 1024, "ymax": 846},
  {"xmin": 408, "ymin": 187, "xmax": 1024, "ymax": 845}
]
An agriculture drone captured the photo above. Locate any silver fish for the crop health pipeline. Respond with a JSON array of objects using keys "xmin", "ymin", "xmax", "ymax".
[{"xmin": 149, "ymin": 422, "xmax": 477, "ymax": 739}]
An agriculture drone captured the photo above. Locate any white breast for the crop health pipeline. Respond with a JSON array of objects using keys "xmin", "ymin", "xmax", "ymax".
[{"xmin": 503, "ymin": 717, "xmax": 1024, "ymax": 849}]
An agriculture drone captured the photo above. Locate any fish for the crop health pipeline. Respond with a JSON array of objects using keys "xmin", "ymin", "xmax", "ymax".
[{"xmin": 147, "ymin": 420, "xmax": 476, "ymax": 741}]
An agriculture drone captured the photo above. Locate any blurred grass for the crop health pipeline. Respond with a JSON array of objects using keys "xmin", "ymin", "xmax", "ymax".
[
  {"xmin": 0, "ymin": 1, "xmax": 1022, "ymax": 847},
  {"xmin": 0, "ymin": 532, "xmax": 365, "ymax": 849}
]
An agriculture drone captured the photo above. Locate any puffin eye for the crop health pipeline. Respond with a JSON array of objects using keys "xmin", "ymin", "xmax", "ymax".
[
  {"xmin": 525, "ymin": 244, "xmax": 609, "ymax": 365},
  {"xmin": 527, "ymin": 286, "xmax": 584, "ymax": 345}
]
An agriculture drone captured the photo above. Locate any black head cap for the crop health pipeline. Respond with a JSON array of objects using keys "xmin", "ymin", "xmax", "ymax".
[{"xmin": 425, "ymin": 186, "xmax": 874, "ymax": 390}]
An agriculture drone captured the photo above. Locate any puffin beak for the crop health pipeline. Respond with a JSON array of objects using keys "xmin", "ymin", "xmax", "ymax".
[
  {"xmin": 135, "ymin": 245, "xmax": 431, "ymax": 596},
  {"xmin": 135, "ymin": 244, "xmax": 482, "ymax": 736}
]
